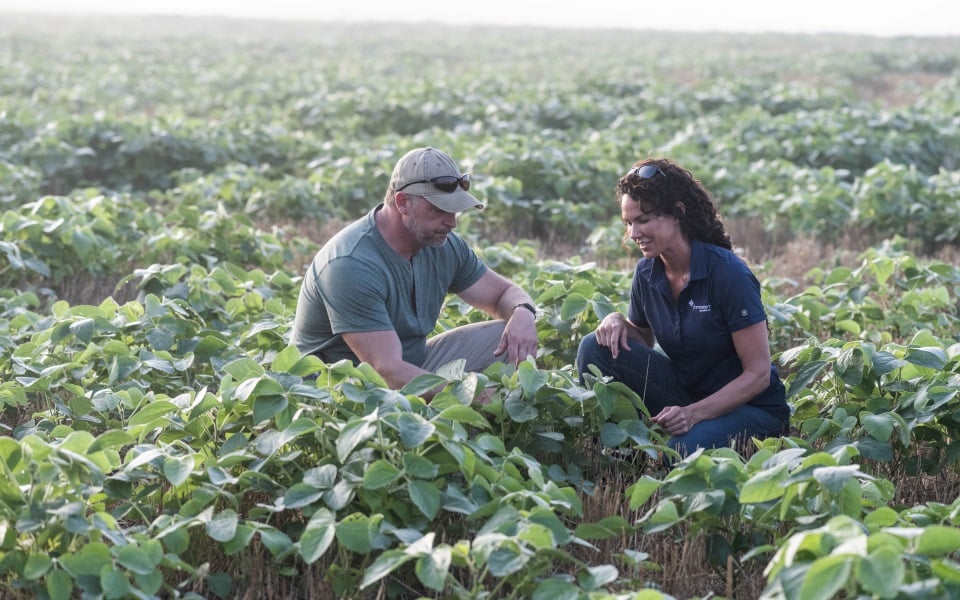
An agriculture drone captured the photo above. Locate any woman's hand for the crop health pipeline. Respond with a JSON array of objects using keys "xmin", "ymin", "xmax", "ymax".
[{"xmin": 595, "ymin": 313, "xmax": 633, "ymax": 359}]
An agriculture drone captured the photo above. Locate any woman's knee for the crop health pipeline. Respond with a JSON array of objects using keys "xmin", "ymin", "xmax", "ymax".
[{"xmin": 576, "ymin": 332, "xmax": 602, "ymax": 372}]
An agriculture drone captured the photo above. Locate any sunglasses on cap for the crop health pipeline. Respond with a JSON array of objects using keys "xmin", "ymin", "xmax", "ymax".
[
  {"xmin": 628, "ymin": 165, "xmax": 666, "ymax": 179},
  {"xmin": 398, "ymin": 174, "xmax": 471, "ymax": 193}
]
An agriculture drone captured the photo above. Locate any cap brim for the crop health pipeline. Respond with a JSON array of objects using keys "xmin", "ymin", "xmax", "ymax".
[{"xmin": 416, "ymin": 187, "xmax": 484, "ymax": 213}]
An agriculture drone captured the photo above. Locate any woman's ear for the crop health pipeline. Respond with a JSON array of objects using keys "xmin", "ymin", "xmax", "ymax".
[{"xmin": 675, "ymin": 202, "xmax": 685, "ymax": 217}]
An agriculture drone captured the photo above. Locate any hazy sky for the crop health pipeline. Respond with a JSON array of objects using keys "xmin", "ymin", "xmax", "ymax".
[{"xmin": 1, "ymin": 0, "xmax": 959, "ymax": 36}]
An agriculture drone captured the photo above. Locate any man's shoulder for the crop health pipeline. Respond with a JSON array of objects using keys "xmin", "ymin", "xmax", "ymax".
[{"xmin": 319, "ymin": 213, "xmax": 378, "ymax": 261}]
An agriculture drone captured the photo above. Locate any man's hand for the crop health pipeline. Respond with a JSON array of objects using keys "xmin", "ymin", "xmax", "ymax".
[{"xmin": 493, "ymin": 307, "xmax": 538, "ymax": 366}]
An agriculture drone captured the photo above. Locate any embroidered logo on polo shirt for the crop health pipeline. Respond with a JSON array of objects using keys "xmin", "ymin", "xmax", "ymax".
[{"xmin": 689, "ymin": 299, "xmax": 711, "ymax": 313}]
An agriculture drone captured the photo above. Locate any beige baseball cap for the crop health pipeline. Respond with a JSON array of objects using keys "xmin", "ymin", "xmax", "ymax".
[{"xmin": 390, "ymin": 147, "xmax": 483, "ymax": 213}]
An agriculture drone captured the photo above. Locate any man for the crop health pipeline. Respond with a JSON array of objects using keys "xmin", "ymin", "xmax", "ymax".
[{"xmin": 291, "ymin": 146, "xmax": 538, "ymax": 400}]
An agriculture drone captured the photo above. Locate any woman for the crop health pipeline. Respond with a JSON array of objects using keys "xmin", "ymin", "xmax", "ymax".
[{"xmin": 577, "ymin": 158, "xmax": 790, "ymax": 456}]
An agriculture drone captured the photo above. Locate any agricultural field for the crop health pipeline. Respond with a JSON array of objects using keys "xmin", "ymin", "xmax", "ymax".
[{"xmin": 1, "ymin": 12, "xmax": 960, "ymax": 600}]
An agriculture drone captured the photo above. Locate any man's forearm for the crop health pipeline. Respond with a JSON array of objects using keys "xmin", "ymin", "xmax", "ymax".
[{"xmin": 496, "ymin": 286, "xmax": 535, "ymax": 320}]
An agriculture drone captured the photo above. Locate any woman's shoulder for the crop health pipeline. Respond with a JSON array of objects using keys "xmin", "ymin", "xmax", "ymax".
[
  {"xmin": 695, "ymin": 243, "xmax": 758, "ymax": 286},
  {"xmin": 699, "ymin": 242, "xmax": 751, "ymax": 267}
]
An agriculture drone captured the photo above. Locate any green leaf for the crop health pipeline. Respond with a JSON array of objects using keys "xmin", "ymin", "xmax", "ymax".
[
  {"xmin": 487, "ymin": 546, "xmax": 527, "ymax": 577},
  {"xmin": 362, "ymin": 460, "xmax": 402, "ymax": 490},
  {"xmin": 361, "ymin": 550, "xmax": 410, "ymax": 589},
  {"xmin": 504, "ymin": 395, "xmax": 538, "ymax": 422},
  {"xmin": 222, "ymin": 357, "xmax": 265, "ymax": 380},
  {"xmin": 416, "ymin": 546, "xmax": 451, "ymax": 591},
  {"xmin": 163, "ymin": 455, "xmax": 193, "ymax": 486},
  {"xmin": 252, "ymin": 395, "xmax": 289, "ymax": 424},
  {"xmin": 786, "ymin": 360, "xmax": 828, "ymax": 399},
  {"xmin": 403, "ymin": 453, "xmax": 439, "ymax": 479},
  {"xmin": 146, "ymin": 327, "xmax": 175, "ymax": 351},
  {"xmin": 409, "ymin": 480, "xmax": 441, "ymax": 519},
  {"xmin": 559, "ymin": 293, "xmax": 589, "ymax": 320},
  {"xmin": 303, "ymin": 464, "xmax": 338, "ymax": 489},
  {"xmin": 740, "ymin": 464, "xmax": 788, "ymax": 503},
  {"xmin": 299, "ymin": 509, "xmax": 336, "ymax": 564},
  {"xmin": 127, "ymin": 400, "xmax": 177, "ymax": 428},
  {"xmin": 930, "ymin": 558, "xmax": 960, "ymax": 584},
  {"xmin": 872, "ymin": 351, "xmax": 906, "ymax": 375},
  {"xmin": 579, "ymin": 564, "xmax": 618, "ymax": 591},
  {"xmin": 518, "ymin": 362, "xmax": 548, "ymax": 397},
  {"xmin": 258, "ymin": 526, "xmax": 293, "ymax": 557},
  {"xmin": 627, "ymin": 476, "xmax": 663, "ymax": 510},
  {"xmin": 812, "ymin": 465, "xmax": 862, "ymax": 495},
  {"xmin": 397, "ymin": 413, "xmax": 435, "ymax": 448},
  {"xmin": 434, "ymin": 405, "xmax": 490, "ymax": 429},
  {"xmin": 100, "ymin": 564, "xmax": 132, "ymax": 600},
  {"xmin": 272, "ymin": 344, "xmax": 303, "ymax": 372},
  {"xmin": 855, "ymin": 546, "xmax": 904, "ymax": 598},
  {"xmin": 275, "ymin": 418, "xmax": 319, "ymax": 447},
  {"xmin": 160, "ymin": 524, "xmax": 190, "ymax": 555},
  {"xmin": 835, "ymin": 319, "xmax": 861, "ymax": 335},
  {"xmin": 194, "ymin": 334, "xmax": 230, "ymax": 362},
  {"xmin": 533, "ymin": 578, "xmax": 579, "ymax": 600},
  {"xmin": 88, "ymin": 430, "xmax": 135, "ymax": 453},
  {"xmin": 600, "ymin": 422, "xmax": 628, "ymax": 447},
  {"xmin": 403, "ymin": 373, "xmax": 447, "ymax": 396},
  {"xmin": 863, "ymin": 507, "xmax": 899, "ymax": 531},
  {"xmin": 71, "ymin": 229, "xmax": 95, "ymax": 260},
  {"xmin": 915, "ymin": 525, "xmax": 960, "ymax": 556},
  {"xmin": 134, "ymin": 570, "xmax": 163, "ymax": 595},
  {"xmin": 855, "ymin": 437, "xmax": 893, "ymax": 462},
  {"xmin": 69, "ymin": 318, "xmax": 95, "ymax": 344},
  {"xmin": 46, "ymin": 569, "xmax": 73, "ymax": 600},
  {"xmin": 336, "ymin": 417, "xmax": 378, "ymax": 463},
  {"xmin": 799, "ymin": 554, "xmax": 852, "ymax": 600},
  {"xmin": 284, "ymin": 483, "xmax": 324, "ymax": 508},
  {"xmin": 643, "ymin": 501, "xmax": 680, "ymax": 533},
  {"xmin": 207, "ymin": 510, "xmax": 239, "ymax": 542},
  {"xmin": 860, "ymin": 412, "xmax": 894, "ymax": 442},
  {"xmin": 24, "ymin": 553, "xmax": 53, "ymax": 579},
  {"xmin": 59, "ymin": 542, "xmax": 112, "ymax": 577},
  {"xmin": 223, "ymin": 525, "xmax": 255, "ymax": 556},
  {"xmin": 116, "ymin": 545, "xmax": 156, "ymax": 576},
  {"xmin": 684, "ymin": 490, "xmax": 727, "ymax": 518},
  {"xmin": 518, "ymin": 523, "xmax": 555, "ymax": 550},
  {"xmin": 904, "ymin": 347, "xmax": 947, "ymax": 371},
  {"xmin": 336, "ymin": 514, "xmax": 374, "ymax": 553},
  {"xmin": 575, "ymin": 516, "xmax": 630, "ymax": 540},
  {"xmin": 205, "ymin": 572, "xmax": 233, "ymax": 598}
]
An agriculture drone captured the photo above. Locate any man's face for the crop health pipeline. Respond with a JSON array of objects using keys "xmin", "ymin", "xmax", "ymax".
[{"xmin": 402, "ymin": 195, "xmax": 458, "ymax": 247}]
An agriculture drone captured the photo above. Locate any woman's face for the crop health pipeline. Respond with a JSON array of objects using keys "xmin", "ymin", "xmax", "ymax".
[{"xmin": 620, "ymin": 193, "xmax": 683, "ymax": 258}]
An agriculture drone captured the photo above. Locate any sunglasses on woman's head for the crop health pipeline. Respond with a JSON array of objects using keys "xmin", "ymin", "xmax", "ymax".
[
  {"xmin": 398, "ymin": 174, "xmax": 471, "ymax": 193},
  {"xmin": 628, "ymin": 165, "xmax": 666, "ymax": 179}
]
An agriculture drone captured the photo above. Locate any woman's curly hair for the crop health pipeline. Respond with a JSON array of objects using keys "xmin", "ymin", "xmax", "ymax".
[{"xmin": 616, "ymin": 158, "xmax": 732, "ymax": 250}]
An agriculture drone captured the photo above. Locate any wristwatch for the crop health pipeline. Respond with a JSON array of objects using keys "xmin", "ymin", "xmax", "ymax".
[{"xmin": 513, "ymin": 302, "xmax": 537, "ymax": 316}]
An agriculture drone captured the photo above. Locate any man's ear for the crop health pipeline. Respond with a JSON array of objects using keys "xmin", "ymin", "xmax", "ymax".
[
  {"xmin": 675, "ymin": 202, "xmax": 686, "ymax": 217},
  {"xmin": 395, "ymin": 191, "xmax": 413, "ymax": 213}
]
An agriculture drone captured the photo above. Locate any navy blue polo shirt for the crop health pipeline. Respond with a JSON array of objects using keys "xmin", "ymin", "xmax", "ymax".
[{"xmin": 628, "ymin": 240, "xmax": 784, "ymax": 412}]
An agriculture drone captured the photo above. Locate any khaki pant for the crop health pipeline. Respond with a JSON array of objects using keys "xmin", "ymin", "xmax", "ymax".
[{"xmin": 421, "ymin": 320, "xmax": 507, "ymax": 373}]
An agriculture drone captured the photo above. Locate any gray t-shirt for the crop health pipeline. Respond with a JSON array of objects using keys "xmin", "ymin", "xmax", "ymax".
[{"xmin": 291, "ymin": 204, "xmax": 487, "ymax": 366}]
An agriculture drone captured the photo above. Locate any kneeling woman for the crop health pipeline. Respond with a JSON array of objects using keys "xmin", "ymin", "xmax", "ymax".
[{"xmin": 577, "ymin": 158, "xmax": 790, "ymax": 456}]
